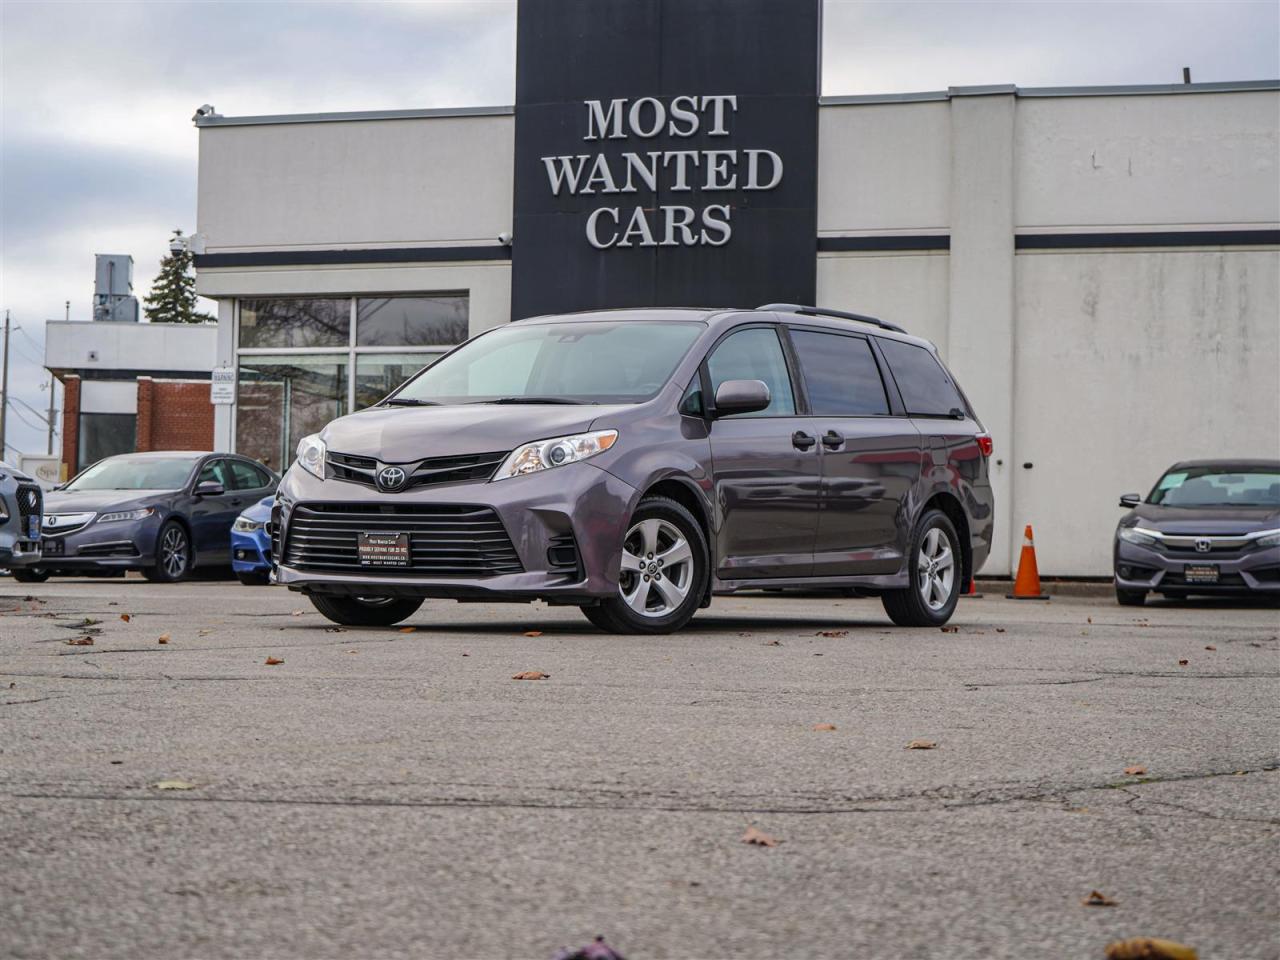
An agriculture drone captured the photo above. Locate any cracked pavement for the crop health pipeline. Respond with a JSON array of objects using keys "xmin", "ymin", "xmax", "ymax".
[{"xmin": 2, "ymin": 577, "xmax": 1277, "ymax": 959}]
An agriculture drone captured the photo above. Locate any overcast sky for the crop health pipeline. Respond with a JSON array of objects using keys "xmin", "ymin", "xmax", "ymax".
[{"xmin": 1, "ymin": 0, "xmax": 1277, "ymax": 458}]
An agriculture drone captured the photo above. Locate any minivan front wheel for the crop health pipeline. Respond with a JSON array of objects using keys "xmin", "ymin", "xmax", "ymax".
[
  {"xmin": 882, "ymin": 510, "xmax": 962, "ymax": 627},
  {"xmin": 309, "ymin": 594, "xmax": 424, "ymax": 627},
  {"xmin": 581, "ymin": 496, "xmax": 709, "ymax": 635}
]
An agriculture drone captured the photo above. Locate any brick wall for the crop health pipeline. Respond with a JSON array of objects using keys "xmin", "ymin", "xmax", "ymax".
[
  {"xmin": 60, "ymin": 375, "xmax": 80, "ymax": 477},
  {"xmin": 136, "ymin": 378, "xmax": 214, "ymax": 452}
]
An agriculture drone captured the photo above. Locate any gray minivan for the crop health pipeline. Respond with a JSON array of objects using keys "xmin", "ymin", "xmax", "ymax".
[{"xmin": 272, "ymin": 305, "xmax": 995, "ymax": 633}]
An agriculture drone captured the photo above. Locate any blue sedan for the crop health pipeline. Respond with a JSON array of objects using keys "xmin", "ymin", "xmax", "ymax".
[{"xmin": 231, "ymin": 496, "xmax": 274, "ymax": 585}]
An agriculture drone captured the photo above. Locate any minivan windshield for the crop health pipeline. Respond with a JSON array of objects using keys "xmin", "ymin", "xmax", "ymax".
[
  {"xmin": 1149, "ymin": 467, "xmax": 1280, "ymax": 508},
  {"xmin": 390, "ymin": 320, "xmax": 704, "ymax": 405},
  {"xmin": 65, "ymin": 456, "xmax": 200, "ymax": 492}
]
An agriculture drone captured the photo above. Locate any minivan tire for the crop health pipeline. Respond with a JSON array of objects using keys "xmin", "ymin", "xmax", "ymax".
[
  {"xmin": 309, "ymin": 594, "xmax": 424, "ymax": 627},
  {"xmin": 581, "ymin": 496, "xmax": 709, "ymax": 635},
  {"xmin": 882, "ymin": 509, "xmax": 962, "ymax": 627}
]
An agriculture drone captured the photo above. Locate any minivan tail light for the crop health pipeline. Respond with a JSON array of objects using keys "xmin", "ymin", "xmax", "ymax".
[{"xmin": 976, "ymin": 434, "xmax": 993, "ymax": 457}]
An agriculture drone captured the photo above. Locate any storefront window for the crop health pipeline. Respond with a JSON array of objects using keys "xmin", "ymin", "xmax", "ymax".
[
  {"xmin": 78, "ymin": 413, "xmax": 136, "ymax": 469},
  {"xmin": 235, "ymin": 355, "xmax": 347, "ymax": 471},
  {"xmin": 354, "ymin": 352, "xmax": 441, "ymax": 409},
  {"xmin": 356, "ymin": 296, "xmax": 468, "ymax": 346},
  {"xmin": 239, "ymin": 298, "xmax": 350, "ymax": 349}
]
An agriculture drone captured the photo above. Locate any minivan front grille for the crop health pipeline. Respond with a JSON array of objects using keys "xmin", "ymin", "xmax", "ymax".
[
  {"xmin": 283, "ymin": 502, "xmax": 523, "ymax": 577},
  {"xmin": 16, "ymin": 484, "xmax": 42, "ymax": 522},
  {"xmin": 326, "ymin": 450, "xmax": 509, "ymax": 490}
]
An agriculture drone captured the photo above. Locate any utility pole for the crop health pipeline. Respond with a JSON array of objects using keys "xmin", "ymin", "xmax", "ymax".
[
  {"xmin": 0, "ymin": 310, "xmax": 10, "ymax": 459},
  {"xmin": 46, "ymin": 374, "xmax": 57, "ymax": 456}
]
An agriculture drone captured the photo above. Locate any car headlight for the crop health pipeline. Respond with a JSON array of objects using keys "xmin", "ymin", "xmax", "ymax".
[
  {"xmin": 492, "ymin": 430, "xmax": 619, "ymax": 481},
  {"xmin": 97, "ymin": 507, "xmax": 154, "ymax": 524},
  {"xmin": 233, "ymin": 517, "xmax": 264, "ymax": 534},
  {"xmin": 296, "ymin": 434, "xmax": 327, "ymax": 480},
  {"xmin": 1118, "ymin": 526, "xmax": 1159, "ymax": 547},
  {"xmin": 1255, "ymin": 530, "xmax": 1280, "ymax": 547}
]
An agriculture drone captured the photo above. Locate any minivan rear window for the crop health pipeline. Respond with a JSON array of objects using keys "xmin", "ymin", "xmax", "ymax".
[{"xmin": 878, "ymin": 339, "xmax": 966, "ymax": 418}]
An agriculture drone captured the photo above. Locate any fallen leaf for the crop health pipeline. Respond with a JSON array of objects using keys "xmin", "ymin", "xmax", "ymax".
[
  {"xmin": 995, "ymin": 627, "xmax": 1006, "ymax": 633},
  {"xmin": 1124, "ymin": 765, "xmax": 1146, "ymax": 776},
  {"xmin": 763, "ymin": 639, "xmax": 782, "ymax": 646},
  {"xmin": 461, "ymin": 652, "xmax": 470, "ymax": 656},
  {"xmin": 512, "ymin": 670, "xmax": 550, "ymax": 680},
  {"xmin": 740, "ymin": 826, "xmax": 779, "ymax": 847},
  {"xmin": 265, "ymin": 657, "xmax": 284, "ymax": 665},
  {"xmin": 523, "ymin": 630, "xmax": 544, "ymax": 637},
  {"xmin": 1087, "ymin": 616, "xmax": 1093, "ymax": 624},
  {"xmin": 1104, "ymin": 937, "xmax": 1198, "ymax": 960},
  {"xmin": 905, "ymin": 738, "xmax": 937, "ymax": 750},
  {"xmin": 346, "ymin": 649, "xmax": 359, "ymax": 654},
  {"xmin": 80, "ymin": 617, "xmax": 102, "ymax": 627},
  {"xmin": 939, "ymin": 625, "xmax": 958, "ymax": 633},
  {"xmin": 1178, "ymin": 659, "xmax": 1188, "ymax": 666},
  {"xmin": 120, "ymin": 613, "xmax": 132, "ymax": 623},
  {"xmin": 812, "ymin": 723, "xmax": 837, "ymax": 731},
  {"xmin": 812, "ymin": 653, "xmax": 824, "ymax": 657},
  {"xmin": 398, "ymin": 626, "xmax": 416, "ymax": 633},
  {"xmin": 157, "ymin": 633, "xmax": 170, "ymax": 645},
  {"xmin": 290, "ymin": 610, "xmax": 304, "ymax": 617},
  {"xmin": 152, "ymin": 780, "xmax": 196, "ymax": 791},
  {"xmin": 324, "ymin": 627, "xmax": 345, "ymax": 633},
  {"xmin": 1204, "ymin": 645, "xmax": 1216, "ymax": 651},
  {"xmin": 1082, "ymin": 890, "xmax": 1118, "ymax": 907},
  {"xmin": 66, "ymin": 636, "xmax": 94, "ymax": 646},
  {"xmin": 815, "ymin": 630, "xmax": 847, "ymax": 637}
]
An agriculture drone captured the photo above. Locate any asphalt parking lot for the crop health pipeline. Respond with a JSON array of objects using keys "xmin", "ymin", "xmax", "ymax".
[{"xmin": 2, "ymin": 576, "xmax": 1277, "ymax": 960}]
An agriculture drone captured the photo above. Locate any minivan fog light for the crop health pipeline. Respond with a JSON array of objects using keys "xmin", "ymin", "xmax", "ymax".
[{"xmin": 493, "ymin": 430, "xmax": 618, "ymax": 480}]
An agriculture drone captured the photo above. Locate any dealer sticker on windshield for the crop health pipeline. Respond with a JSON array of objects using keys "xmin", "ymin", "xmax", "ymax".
[{"xmin": 357, "ymin": 532, "xmax": 410, "ymax": 567}]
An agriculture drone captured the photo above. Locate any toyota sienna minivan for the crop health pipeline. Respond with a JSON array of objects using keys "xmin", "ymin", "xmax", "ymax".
[{"xmin": 272, "ymin": 304, "xmax": 995, "ymax": 633}]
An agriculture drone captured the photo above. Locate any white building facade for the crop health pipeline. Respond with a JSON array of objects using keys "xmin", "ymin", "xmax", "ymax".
[{"xmin": 194, "ymin": 81, "xmax": 1280, "ymax": 577}]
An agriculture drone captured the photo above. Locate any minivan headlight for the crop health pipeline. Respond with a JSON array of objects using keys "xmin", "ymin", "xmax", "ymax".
[
  {"xmin": 493, "ymin": 430, "xmax": 618, "ymax": 480},
  {"xmin": 1118, "ymin": 526, "xmax": 1159, "ymax": 546},
  {"xmin": 296, "ymin": 434, "xmax": 327, "ymax": 480},
  {"xmin": 97, "ymin": 507, "xmax": 154, "ymax": 524}
]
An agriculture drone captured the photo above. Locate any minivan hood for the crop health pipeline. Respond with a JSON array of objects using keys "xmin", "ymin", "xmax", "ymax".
[
  {"xmin": 1125, "ymin": 502, "xmax": 1279, "ymax": 534},
  {"xmin": 320, "ymin": 403, "xmax": 633, "ymax": 460},
  {"xmin": 44, "ymin": 489, "xmax": 173, "ymax": 513}
]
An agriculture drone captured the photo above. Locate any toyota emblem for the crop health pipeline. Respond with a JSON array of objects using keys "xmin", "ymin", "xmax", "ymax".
[
  {"xmin": 1194, "ymin": 537, "xmax": 1211, "ymax": 553},
  {"xmin": 377, "ymin": 465, "xmax": 408, "ymax": 491}
]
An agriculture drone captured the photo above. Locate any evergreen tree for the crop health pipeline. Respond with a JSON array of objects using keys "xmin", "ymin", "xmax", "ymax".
[{"xmin": 143, "ymin": 229, "xmax": 215, "ymax": 324}]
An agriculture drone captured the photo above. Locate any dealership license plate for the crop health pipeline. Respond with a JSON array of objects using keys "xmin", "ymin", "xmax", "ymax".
[
  {"xmin": 42, "ymin": 538, "xmax": 65, "ymax": 557},
  {"xmin": 1183, "ymin": 563, "xmax": 1219, "ymax": 584},
  {"xmin": 357, "ymin": 532, "xmax": 410, "ymax": 567}
]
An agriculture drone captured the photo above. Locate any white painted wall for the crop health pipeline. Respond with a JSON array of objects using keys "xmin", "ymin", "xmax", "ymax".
[
  {"xmin": 1014, "ymin": 248, "xmax": 1280, "ymax": 574},
  {"xmin": 45, "ymin": 321, "xmax": 218, "ymax": 374},
  {"xmin": 815, "ymin": 252, "xmax": 950, "ymax": 351},
  {"xmin": 197, "ymin": 115, "xmax": 514, "ymax": 251}
]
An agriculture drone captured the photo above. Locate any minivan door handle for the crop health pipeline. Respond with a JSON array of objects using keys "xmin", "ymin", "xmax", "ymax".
[
  {"xmin": 792, "ymin": 431, "xmax": 817, "ymax": 451},
  {"xmin": 822, "ymin": 430, "xmax": 844, "ymax": 450}
]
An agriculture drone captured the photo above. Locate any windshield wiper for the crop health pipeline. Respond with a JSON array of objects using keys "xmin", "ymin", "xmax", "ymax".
[
  {"xmin": 482, "ymin": 396, "xmax": 587, "ymax": 405},
  {"xmin": 382, "ymin": 397, "xmax": 439, "ymax": 406}
]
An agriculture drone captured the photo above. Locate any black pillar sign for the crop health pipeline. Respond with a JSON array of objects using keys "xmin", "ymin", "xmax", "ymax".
[{"xmin": 511, "ymin": 0, "xmax": 821, "ymax": 319}]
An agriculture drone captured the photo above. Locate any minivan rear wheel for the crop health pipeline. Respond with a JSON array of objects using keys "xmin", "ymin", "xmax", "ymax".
[
  {"xmin": 309, "ymin": 594, "xmax": 424, "ymax": 627},
  {"xmin": 882, "ymin": 509, "xmax": 962, "ymax": 627},
  {"xmin": 580, "ymin": 496, "xmax": 709, "ymax": 635}
]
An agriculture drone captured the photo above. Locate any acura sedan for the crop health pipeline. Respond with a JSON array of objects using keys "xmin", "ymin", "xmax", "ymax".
[{"xmin": 16, "ymin": 451, "xmax": 277, "ymax": 583}]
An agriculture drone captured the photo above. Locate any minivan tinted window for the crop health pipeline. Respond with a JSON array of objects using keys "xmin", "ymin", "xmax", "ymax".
[
  {"xmin": 706, "ymin": 327, "xmax": 796, "ymax": 417},
  {"xmin": 792, "ymin": 331, "xmax": 889, "ymax": 416},
  {"xmin": 878, "ymin": 339, "xmax": 965, "ymax": 417}
]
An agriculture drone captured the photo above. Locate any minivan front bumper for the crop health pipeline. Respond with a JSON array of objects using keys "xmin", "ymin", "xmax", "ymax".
[{"xmin": 273, "ymin": 461, "xmax": 639, "ymax": 602}]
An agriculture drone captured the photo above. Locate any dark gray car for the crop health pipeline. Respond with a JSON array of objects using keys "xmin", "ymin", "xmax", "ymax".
[
  {"xmin": 22, "ymin": 451, "xmax": 278, "ymax": 583},
  {"xmin": 0, "ymin": 460, "xmax": 43, "ymax": 571},
  {"xmin": 1114, "ymin": 459, "xmax": 1280, "ymax": 605},
  {"xmin": 273, "ymin": 305, "xmax": 995, "ymax": 633}
]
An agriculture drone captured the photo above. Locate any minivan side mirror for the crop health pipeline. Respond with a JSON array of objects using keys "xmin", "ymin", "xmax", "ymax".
[
  {"xmin": 194, "ymin": 480, "xmax": 225, "ymax": 498},
  {"xmin": 1118, "ymin": 493, "xmax": 1141, "ymax": 508},
  {"xmin": 712, "ymin": 379, "xmax": 771, "ymax": 418}
]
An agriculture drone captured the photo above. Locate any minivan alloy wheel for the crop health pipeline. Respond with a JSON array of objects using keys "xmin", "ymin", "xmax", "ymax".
[
  {"xmin": 917, "ymin": 527, "xmax": 955, "ymax": 612},
  {"xmin": 620, "ymin": 518, "xmax": 694, "ymax": 617}
]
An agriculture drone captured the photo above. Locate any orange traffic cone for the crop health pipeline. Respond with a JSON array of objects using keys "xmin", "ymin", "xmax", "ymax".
[
  {"xmin": 961, "ymin": 577, "xmax": 983, "ymax": 599},
  {"xmin": 1007, "ymin": 524, "xmax": 1050, "ymax": 600}
]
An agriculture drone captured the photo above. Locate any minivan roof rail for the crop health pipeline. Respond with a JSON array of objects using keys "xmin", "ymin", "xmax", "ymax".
[{"xmin": 758, "ymin": 303, "xmax": 907, "ymax": 335}]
